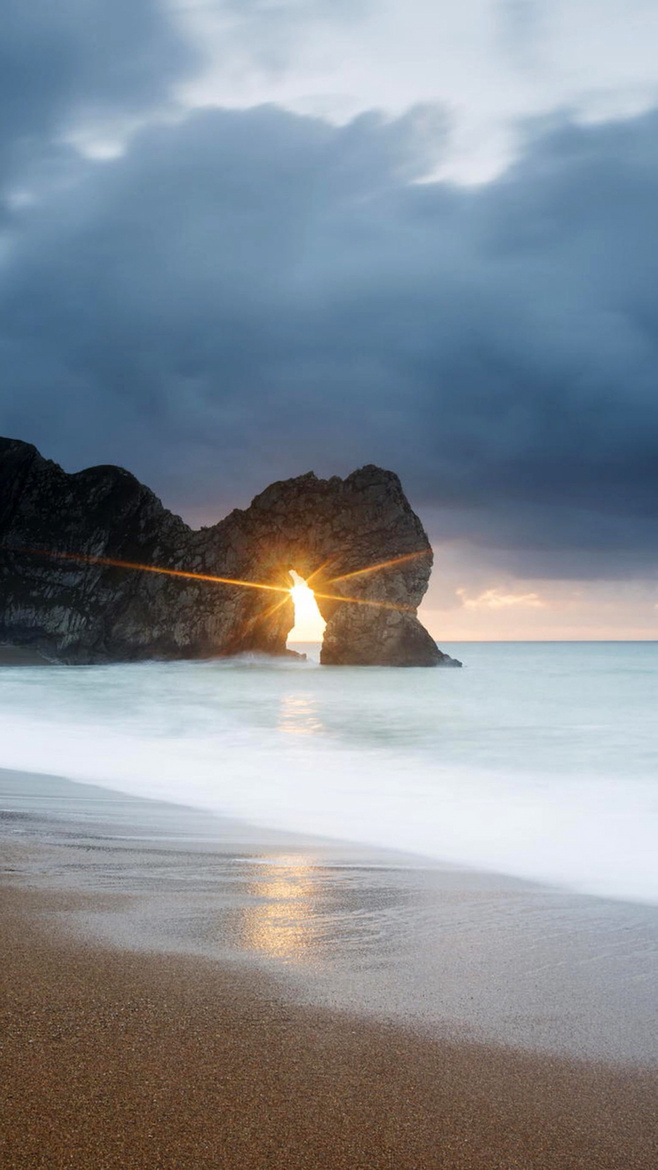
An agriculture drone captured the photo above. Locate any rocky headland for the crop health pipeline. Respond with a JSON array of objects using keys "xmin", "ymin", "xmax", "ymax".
[{"xmin": 0, "ymin": 438, "xmax": 460, "ymax": 667}]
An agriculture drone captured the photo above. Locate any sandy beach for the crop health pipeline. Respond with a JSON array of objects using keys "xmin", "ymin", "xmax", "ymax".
[
  {"xmin": 1, "ymin": 879, "xmax": 657, "ymax": 1170},
  {"xmin": 2, "ymin": 770, "xmax": 658, "ymax": 1169}
]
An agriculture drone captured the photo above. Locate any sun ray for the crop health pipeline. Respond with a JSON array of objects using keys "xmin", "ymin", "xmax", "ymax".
[
  {"xmin": 10, "ymin": 547, "xmax": 417, "ymax": 617},
  {"xmin": 305, "ymin": 558, "xmax": 338, "ymax": 588},
  {"xmin": 327, "ymin": 549, "xmax": 430, "ymax": 585},
  {"xmin": 14, "ymin": 547, "xmax": 291, "ymax": 595},
  {"xmin": 227, "ymin": 592, "xmax": 293, "ymax": 650},
  {"xmin": 312, "ymin": 589, "xmax": 414, "ymax": 613}
]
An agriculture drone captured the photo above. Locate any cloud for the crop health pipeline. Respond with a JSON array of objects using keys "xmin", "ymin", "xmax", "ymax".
[
  {"xmin": 179, "ymin": 0, "xmax": 658, "ymax": 182},
  {"xmin": 457, "ymin": 588, "xmax": 545, "ymax": 610},
  {"xmin": 421, "ymin": 557, "xmax": 658, "ymax": 639},
  {"xmin": 189, "ymin": 0, "xmax": 371, "ymax": 75},
  {"xmin": 495, "ymin": 1, "xmax": 543, "ymax": 66},
  {"xmin": 0, "ymin": 0, "xmax": 197, "ymax": 212},
  {"xmin": 1, "ymin": 96, "xmax": 658, "ymax": 583}
]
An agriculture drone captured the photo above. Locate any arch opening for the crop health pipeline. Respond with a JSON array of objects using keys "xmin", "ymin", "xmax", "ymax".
[{"xmin": 287, "ymin": 569, "xmax": 327, "ymax": 648}]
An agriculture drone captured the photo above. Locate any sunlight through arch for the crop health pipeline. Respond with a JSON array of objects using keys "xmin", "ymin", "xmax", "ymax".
[{"xmin": 288, "ymin": 570, "xmax": 327, "ymax": 645}]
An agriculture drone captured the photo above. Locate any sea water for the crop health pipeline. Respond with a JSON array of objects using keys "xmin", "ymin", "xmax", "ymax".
[{"xmin": 0, "ymin": 642, "xmax": 656, "ymax": 904}]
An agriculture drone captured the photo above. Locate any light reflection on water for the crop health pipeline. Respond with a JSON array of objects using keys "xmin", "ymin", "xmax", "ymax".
[
  {"xmin": 278, "ymin": 694, "xmax": 324, "ymax": 737},
  {"xmin": 1, "ymin": 642, "xmax": 657, "ymax": 902},
  {"xmin": 234, "ymin": 854, "xmax": 417, "ymax": 970},
  {"xmin": 3, "ymin": 771, "xmax": 657, "ymax": 1064},
  {"xmin": 240, "ymin": 856, "xmax": 321, "ymax": 961}
]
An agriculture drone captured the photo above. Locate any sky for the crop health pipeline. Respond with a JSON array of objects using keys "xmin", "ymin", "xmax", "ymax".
[{"xmin": 1, "ymin": 0, "xmax": 657, "ymax": 639}]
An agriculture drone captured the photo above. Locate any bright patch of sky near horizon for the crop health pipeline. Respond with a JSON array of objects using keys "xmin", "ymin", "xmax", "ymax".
[
  {"xmin": 419, "ymin": 549, "xmax": 658, "ymax": 641},
  {"xmin": 285, "ymin": 554, "xmax": 658, "ymax": 643}
]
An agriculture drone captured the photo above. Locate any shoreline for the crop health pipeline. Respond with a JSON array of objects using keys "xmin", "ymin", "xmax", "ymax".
[
  {"xmin": 2, "ymin": 643, "xmax": 657, "ymax": 907},
  {"xmin": 3, "ymin": 768, "xmax": 658, "ymax": 1165},
  {"xmin": 3, "ymin": 767, "xmax": 658, "ymax": 1065},
  {"xmin": 2, "ymin": 879, "xmax": 658, "ymax": 1169}
]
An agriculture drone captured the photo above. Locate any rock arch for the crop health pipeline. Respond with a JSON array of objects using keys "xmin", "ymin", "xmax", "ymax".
[{"xmin": 0, "ymin": 439, "xmax": 459, "ymax": 666}]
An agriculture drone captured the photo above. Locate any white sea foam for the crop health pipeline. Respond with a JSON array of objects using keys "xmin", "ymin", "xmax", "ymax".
[{"xmin": 1, "ymin": 642, "xmax": 656, "ymax": 903}]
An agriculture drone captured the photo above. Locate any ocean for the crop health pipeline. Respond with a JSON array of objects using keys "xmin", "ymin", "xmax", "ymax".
[{"xmin": 1, "ymin": 641, "xmax": 656, "ymax": 905}]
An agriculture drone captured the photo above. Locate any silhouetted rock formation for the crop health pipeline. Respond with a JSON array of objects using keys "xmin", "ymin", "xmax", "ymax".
[{"xmin": 0, "ymin": 438, "xmax": 460, "ymax": 667}]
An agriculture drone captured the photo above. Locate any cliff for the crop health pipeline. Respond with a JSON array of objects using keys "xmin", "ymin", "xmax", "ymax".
[{"xmin": 0, "ymin": 438, "xmax": 460, "ymax": 667}]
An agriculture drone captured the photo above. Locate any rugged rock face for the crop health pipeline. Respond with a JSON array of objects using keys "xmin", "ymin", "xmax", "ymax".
[{"xmin": 0, "ymin": 438, "xmax": 460, "ymax": 667}]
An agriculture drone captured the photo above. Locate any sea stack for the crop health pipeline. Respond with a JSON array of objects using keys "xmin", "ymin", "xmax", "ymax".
[{"xmin": 0, "ymin": 438, "xmax": 460, "ymax": 667}]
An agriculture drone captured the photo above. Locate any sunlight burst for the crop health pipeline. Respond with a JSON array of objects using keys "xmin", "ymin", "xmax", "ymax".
[
  {"xmin": 19, "ymin": 547, "xmax": 416, "ymax": 620},
  {"xmin": 288, "ymin": 570, "xmax": 326, "ymax": 643}
]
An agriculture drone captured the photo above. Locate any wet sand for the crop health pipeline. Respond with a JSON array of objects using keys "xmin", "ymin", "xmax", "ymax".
[
  {"xmin": 2, "ymin": 770, "xmax": 658, "ymax": 1167},
  {"xmin": 3, "ymin": 768, "xmax": 658, "ymax": 1065},
  {"xmin": 2, "ymin": 880, "xmax": 658, "ymax": 1170}
]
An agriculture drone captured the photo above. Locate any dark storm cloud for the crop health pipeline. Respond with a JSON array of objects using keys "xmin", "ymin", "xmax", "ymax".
[
  {"xmin": 1, "ymin": 90, "xmax": 658, "ymax": 578},
  {"xmin": 0, "ymin": 0, "xmax": 196, "ymax": 210}
]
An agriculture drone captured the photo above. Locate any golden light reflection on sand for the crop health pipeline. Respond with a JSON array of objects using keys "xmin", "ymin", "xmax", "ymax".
[{"xmin": 241, "ymin": 858, "xmax": 320, "ymax": 963}]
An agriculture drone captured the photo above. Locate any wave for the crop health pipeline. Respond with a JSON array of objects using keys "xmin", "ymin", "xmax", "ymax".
[{"xmin": 1, "ymin": 645, "xmax": 656, "ymax": 905}]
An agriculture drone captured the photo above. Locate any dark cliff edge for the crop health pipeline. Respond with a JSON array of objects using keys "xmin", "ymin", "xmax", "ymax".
[{"xmin": 0, "ymin": 438, "xmax": 461, "ymax": 667}]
